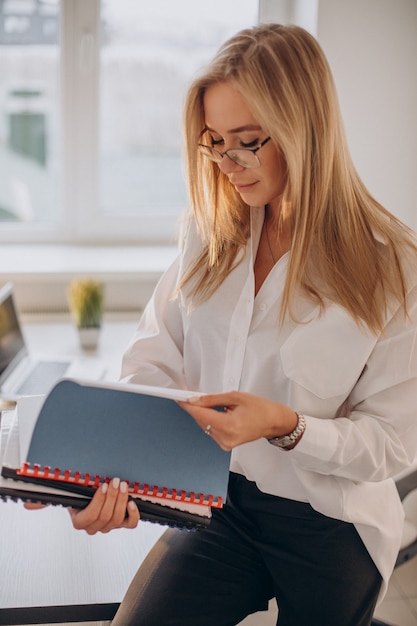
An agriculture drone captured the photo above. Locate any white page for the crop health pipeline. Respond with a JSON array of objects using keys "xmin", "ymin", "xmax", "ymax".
[
  {"xmin": 16, "ymin": 394, "xmax": 46, "ymax": 462},
  {"xmin": 0, "ymin": 409, "xmax": 16, "ymax": 465},
  {"xmin": 72, "ymin": 378, "xmax": 204, "ymax": 401}
]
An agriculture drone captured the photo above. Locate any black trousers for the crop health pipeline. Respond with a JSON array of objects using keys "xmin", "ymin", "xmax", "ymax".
[{"xmin": 112, "ymin": 473, "xmax": 382, "ymax": 626}]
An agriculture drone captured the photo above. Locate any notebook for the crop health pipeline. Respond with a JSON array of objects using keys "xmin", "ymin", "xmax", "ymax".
[
  {"xmin": 0, "ymin": 282, "xmax": 104, "ymax": 400},
  {"xmin": 0, "ymin": 378, "xmax": 231, "ymax": 530}
]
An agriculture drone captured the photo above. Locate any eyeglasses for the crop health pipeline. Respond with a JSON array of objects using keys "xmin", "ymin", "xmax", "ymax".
[{"xmin": 197, "ymin": 136, "xmax": 271, "ymax": 169}]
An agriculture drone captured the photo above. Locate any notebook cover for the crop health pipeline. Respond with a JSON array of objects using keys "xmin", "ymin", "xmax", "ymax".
[{"xmin": 22, "ymin": 379, "xmax": 230, "ymax": 505}]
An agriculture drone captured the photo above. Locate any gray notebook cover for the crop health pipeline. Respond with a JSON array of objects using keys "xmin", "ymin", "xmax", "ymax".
[{"xmin": 25, "ymin": 379, "xmax": 231, "ymax": 503}]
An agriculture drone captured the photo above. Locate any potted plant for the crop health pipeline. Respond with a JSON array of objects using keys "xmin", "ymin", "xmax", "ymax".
[{"xmin": 68, "ymin": 278, "xmax": 104, "ymax": 349}]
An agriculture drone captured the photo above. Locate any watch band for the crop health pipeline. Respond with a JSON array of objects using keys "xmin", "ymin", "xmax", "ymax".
[{"xmin": 267, "ymin": 413, "xmax": 306, "ymax": 449}]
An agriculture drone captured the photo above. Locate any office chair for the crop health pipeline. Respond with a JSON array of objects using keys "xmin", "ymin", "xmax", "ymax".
[{"xmin": 371, "ymin": 468, "xmax": 417, "ymax": 626}]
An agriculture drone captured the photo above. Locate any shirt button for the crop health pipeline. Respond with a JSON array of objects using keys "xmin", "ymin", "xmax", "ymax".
[
  {"xmin": 228, "ymin": 377, "xmax": 236, "ymax": 386},
  {"xmin": 260, "ymin": 303, "xmax": 267, "ymax": 311}
]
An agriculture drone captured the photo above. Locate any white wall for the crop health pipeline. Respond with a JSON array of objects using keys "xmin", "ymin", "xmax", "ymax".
[
  {"xmin": 317, "ymin": 0, "xmax": 417, "ymax": 229},
  {"xmin": 261, "ymin": 0, "xmax": 417, "ymax": 229}
]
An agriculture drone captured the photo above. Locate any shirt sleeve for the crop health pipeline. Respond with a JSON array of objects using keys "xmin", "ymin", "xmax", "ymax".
[
  {"xmin": 290, "ymin": 282, "xmax": 417, "ymax": 482},
  {"xmin": 120, "ymin": 255, "xmax": 187, "ymax": 390}
]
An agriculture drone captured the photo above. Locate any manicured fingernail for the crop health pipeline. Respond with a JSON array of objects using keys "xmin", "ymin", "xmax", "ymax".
[
  {"xmin": 187, "ymin": 395, "xmax": 201, "ymax": 403},
  {"xmin": 102, "ymin": 482, "xmax": 108, "ymax": 494},
  {"xmin": 128, "ymin": 500, "xmax": 136, "ymax": 511},
  {"xmin": 112, "ymin": 477, "xmax": 120, "ymax": 489},
  {"xmin": 120, "ymin": 481, "xmax": 128, "ymax": 494}
]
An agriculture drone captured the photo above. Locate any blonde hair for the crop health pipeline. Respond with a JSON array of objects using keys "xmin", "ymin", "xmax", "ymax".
[{"xmin": 180, "ymin": 23, "xmax": 417, "ymax": 333}]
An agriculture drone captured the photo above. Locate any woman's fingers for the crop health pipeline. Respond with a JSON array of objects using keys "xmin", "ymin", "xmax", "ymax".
[
  {"xmin": 178, "ymin": 394, "xmax": 246, "ymax": 450},
  {"xmin": 179, "ymin": 390, "xmax": 297, "ymax": 449},
  {"xmin": 23, "ymin": 502, "xmax": 48, "ymax": 510},
  {"xmin": 178, "ymin": 400, "xmax": 226, "ymax": 433},
  {"xmin": 98, "ymin": 478, "xmax": 128, "ymax": 529},
  {"xmin": 184, "ymin": 391, "xmax": 241, "ymax": 410},
  {"xmin": 69, "ymin": 478, "xmax": 140, "ymax": 534}
]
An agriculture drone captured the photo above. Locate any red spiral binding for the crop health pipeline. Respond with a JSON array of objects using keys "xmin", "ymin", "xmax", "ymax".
[{"xmin": 17, "ymin": 462, "xmax": 223, "ymax": 508}]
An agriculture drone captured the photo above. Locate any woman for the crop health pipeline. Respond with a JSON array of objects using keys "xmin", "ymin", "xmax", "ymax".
[{"xmin": 68, "ymin": 24, "xmax": 417, "ymax": 625}]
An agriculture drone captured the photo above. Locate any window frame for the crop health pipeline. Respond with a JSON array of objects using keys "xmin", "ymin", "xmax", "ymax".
[{"xmin": 60, "ymin": 0, "xmax": 181, "ymax": 244}]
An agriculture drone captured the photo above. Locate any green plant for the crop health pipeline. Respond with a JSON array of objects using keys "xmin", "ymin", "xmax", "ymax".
[{"xmin": 68, "ymin": 279, "xmax": 104, "ymax": 328}]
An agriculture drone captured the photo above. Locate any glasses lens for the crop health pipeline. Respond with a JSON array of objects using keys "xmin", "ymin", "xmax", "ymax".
[
  {"xmin": 228, "ymin": 150, "xmax": 260, "ymax": 169},
  {"xmin": 198, "ymin": 145, "xmax": 222, "ymax": 163},
  {"xmin": 197, "ymin": 144, "xmax": 261, "ymax": 168}
]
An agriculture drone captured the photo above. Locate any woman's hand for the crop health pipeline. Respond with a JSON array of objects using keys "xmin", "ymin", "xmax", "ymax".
[
  {"xmin": 69, "ymin": 478, "xmax": 140, "ymax": 535},
  {"xmin": 178, "ymin": 390, "xmax": 298, "ymax": 450},
  {"xmin": 23, "ymin": 478, "xmax": 140, "ymax": 534}
]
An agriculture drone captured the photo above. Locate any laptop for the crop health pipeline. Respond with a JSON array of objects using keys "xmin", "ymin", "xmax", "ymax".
[{"xmin": 0, "ymin": 282, "xmax": 105, "ymax": 400}]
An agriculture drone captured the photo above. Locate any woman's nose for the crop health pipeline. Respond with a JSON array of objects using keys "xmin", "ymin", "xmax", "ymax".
[{"xmin": 218, "ymin": 154, "xmax": 245, "ymax": 175}]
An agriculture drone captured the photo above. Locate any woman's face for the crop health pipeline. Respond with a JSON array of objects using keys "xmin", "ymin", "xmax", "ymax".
[{"xmin": 202, "ymin": 81, "xmax": 286, "ymax": 214}]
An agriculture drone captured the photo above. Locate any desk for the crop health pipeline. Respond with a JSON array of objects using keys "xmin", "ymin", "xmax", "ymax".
[
  {"xmin": 0, "ymin": 504, "xmax": 164, "ymax": 625},
  {"xmin": 20, "ymin": 317, "xmax": 140, "ymax": 382},
  {"xmin": 0, "ymin": 318, "xmax": 165, "ymax": 625}
]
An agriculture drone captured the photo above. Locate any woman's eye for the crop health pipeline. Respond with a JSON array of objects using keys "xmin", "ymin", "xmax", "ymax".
[
  {"xmin": 241, "ymin": 138, "xmax": 260, "ymax": 148},
  {"xmin": 210, "ymin": 137, "xmax": 224, "ymax": 146}
]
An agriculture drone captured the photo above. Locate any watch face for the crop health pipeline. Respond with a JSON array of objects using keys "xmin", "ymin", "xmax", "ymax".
[{"xmin": 268, "ymin": 435, "xmax": 291, "ymax": 448}]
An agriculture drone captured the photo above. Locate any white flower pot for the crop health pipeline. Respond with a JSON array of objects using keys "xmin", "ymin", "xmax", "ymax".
[{"xmin": 78, "ymin": 327, "xmax": 100, "ymax": 350}]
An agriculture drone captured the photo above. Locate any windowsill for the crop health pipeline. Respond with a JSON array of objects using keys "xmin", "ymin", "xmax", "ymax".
[
  {"xmin": 0, "ymin": 243, "xmax": 178, "ymax": 314},
  {"xmin": 0, "ymin": 243, "xmax": 178, "ymax": 278}
]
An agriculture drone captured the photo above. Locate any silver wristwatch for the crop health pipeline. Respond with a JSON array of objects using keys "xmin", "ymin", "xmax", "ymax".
[{"xmin": 267, "ymin": 413, "xmax": 306, "ymax": 449}]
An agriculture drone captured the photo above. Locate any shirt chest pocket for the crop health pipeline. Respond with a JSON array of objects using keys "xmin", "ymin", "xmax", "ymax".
[{"xmin": 280, "ymin": 306, "xmax": 378, "ymax": 400}]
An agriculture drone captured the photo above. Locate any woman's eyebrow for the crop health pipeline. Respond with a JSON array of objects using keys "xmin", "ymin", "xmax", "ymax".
[{"xmin": 204, "ymin": 124, "xmax": 262, "ymax": 134}]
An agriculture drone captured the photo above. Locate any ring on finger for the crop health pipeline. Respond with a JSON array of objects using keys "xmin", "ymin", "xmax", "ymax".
[{"xmin": 204, "ymin": 424, "xmax": 212, "ymax": 436}]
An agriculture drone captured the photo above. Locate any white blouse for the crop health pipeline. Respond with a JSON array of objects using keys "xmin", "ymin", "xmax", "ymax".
[{"xmin": 121, "ymin": 207, "xmax": 417, "ymax": 601}]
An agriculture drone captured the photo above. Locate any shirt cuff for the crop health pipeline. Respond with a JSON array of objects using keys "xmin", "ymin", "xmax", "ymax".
[{"xmin": 290, "ymin": 415, "xmax": 339, "ymax": 465}]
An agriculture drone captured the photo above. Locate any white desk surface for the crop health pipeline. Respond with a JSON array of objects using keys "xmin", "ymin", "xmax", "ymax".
[
  {"xmin": 0, "ymin": 318, "xmax": 165, "ymax": 623},
  {"xmin": 0, "ymin": 504, "xmax": 164, "ymax": 610}
]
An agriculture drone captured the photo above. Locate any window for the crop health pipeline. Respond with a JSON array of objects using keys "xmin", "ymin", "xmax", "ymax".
[
  {"xmin": 0, "ymin": 0, "xmax": 259, "ymax": 244},
  {"xmin": 0, "ymin": 0, "xmax": 60, "ymax": 227}
]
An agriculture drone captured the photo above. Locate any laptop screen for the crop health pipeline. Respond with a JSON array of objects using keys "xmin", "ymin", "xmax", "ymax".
[{"xmin": 0, "ymin": 284, "xmax": 26, "ymax": 381}]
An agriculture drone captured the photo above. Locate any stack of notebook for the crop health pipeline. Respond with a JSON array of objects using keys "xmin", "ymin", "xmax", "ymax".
[{"xmin": 0, "ymin": 379, "xmax": 231, "ymax": 531}]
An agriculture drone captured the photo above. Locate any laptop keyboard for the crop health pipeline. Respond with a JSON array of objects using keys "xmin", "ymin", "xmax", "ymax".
[{"xmin": 16, "ymin": 361, "xmax": 70, "ymax": 396}]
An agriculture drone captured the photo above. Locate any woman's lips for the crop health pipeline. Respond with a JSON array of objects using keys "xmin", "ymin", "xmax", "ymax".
[{"xmin": 233, "ymin": 181, "xmax": 257, "ymax": 193}]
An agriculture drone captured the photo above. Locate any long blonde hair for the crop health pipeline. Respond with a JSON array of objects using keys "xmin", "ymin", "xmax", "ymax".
[{"xmin": 181, "ymin": 23, "xmax": 417, "ymax": 333}]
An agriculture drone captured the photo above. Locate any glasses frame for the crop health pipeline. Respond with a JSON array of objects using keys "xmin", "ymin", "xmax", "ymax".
[{"xmin": 197, "ymin": 136, "xmax": 271, "ymax": 169}]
